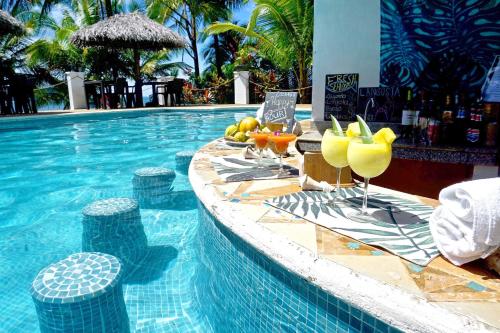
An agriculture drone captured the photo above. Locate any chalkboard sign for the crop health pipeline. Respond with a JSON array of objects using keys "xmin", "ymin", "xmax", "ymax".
[
  {"xmin": 324, "ymin": 73, "xmax": 359, "ymax": 121},
  {"xmin": 482, "ymin": 55, "xmax": 500, "ymax": 103},
  {"xmin": 357, "ymin": 87, "xmax": 407, "ymax": 122},
  {"xmin": 263, "ymin": 92, "xmax": 298, "ymax": 132}
]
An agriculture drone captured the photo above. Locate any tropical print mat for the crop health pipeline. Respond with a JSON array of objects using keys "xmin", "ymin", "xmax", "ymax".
[
  {"xmin": 210, "ymin": 156, "xmax": 299, "ymax": 182},
  {"xmin": 266, "ymin": 187, "xmax": 440, "ymax": 266}
]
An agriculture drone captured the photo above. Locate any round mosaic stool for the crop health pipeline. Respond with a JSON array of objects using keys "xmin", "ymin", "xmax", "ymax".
[
  {"xmin": 175, "ymin": 151, "xmax": 196, "ymax": 174},
  {"xmin": 132, "ymin": 167, "xmax": 176, "ymax": 207},
  {"xmin": 82, "ymin": 198, "xmax": 147, "ymax": 275},
  {"xmin": 31, "ymin": 252, "xmax": 130, "ymax": 333}
]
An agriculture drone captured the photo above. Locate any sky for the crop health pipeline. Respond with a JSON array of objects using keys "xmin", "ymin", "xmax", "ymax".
[{"xmin": 174, "ymin": 0, "xmax": 255, "ymax": 73}]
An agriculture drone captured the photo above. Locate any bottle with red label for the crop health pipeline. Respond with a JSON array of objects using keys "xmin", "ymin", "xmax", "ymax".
[
  {"xmin": 427, "ymin": 97, "xmax": 441, "ymax": 145},
  {"xmin": 466, "ymin": 98, "xmax": 483, "ymax": 146}
]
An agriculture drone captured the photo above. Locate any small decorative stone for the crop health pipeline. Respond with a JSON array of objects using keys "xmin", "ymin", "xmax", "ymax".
[
  {"xmin": 175, "ymin": 151, "xmax": 196, "ymax": 174},
  {"xmin": 82, "ymin": 198, "xmax": 147, "ymax": 274},
  {"xmin": 133, "ymin": 167, "xmax": 176, "ymax": 207},
  {"xmin": 31, "ymin": 252, "xmax": 130, "ymax": 333}
]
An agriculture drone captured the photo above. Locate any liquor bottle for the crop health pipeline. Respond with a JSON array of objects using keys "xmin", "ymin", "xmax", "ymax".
[
  {"xmin": 417, "ymin": 91, "xmax": 430, "ymax": 145},
  {"xmin": 440, "ymin": 94, "xmax": 454, "ymax": 144},
  {"xmin": 484, "ymin": 103, "xmax": 497, "ymax": 147},
  {"xmin": 453, "ymin": 93, "xmax": 468, "ymax": 145},
  {"xmin": 466, "ymin": 98, "xmax": 482, "ymax": 146},
  {"xmin": 427, "ymin": 96, "xmax": 441, "ymax": 145},
  {"xmin": 400, "ymin": 89, "xmax": 415, "ymax": 141}
]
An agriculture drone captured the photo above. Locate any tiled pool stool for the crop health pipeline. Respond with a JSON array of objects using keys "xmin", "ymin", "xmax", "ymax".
[
  {"xmin": 82, "ymin": 198, "xmax": 147, "ymax": 275},
  {"xmin": 132, "ymin": 167, "xmax": 175, "ymax": 206},
  {"xmin": 175, "ymin": 150, "xmax": 196, "ymax": 174},
  {"xmin": 31, "ymin": 252, "xmax": 130, "ymax": 333}
]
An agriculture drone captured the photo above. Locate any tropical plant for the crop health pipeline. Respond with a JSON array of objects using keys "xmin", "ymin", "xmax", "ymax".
[
  {"xmin": 206, "ymin": 0, "xmax": 313, "ymax": 103},
  {"xmin": 202, "ymin": 28, "xmax": 242, "ymax": 74},
  {"xmin": 147, "ymin": 0, "xmax": 243, "ymax": 84}
]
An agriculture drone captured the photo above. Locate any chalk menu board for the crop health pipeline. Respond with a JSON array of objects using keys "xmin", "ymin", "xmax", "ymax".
[
  {"xmin": 324, "ymin": 73, "xmax": 359, "ymax": 121},
  {"xmin": 482, "ymin": 55, "xmax": 500, "ymax": 103},
  {"xmin": 263, "ymin": 92, "xmax": 298, "ymax": 132},
  {"xmin": 357, "ymin": 87, "xmax": 407, "ymax": 122}
]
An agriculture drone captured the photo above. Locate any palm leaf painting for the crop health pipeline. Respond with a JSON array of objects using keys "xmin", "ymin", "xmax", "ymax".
[
  {"xmin": 381, "ymin": 0, "xmax": 500, "ymax": 94},
  {"xmin": 266, "ymin": 188, "xmax": 439, "ymax": 266},
  {"xmin": 210, "ymin": 156, "xmax": 299, "ymax": 182}
]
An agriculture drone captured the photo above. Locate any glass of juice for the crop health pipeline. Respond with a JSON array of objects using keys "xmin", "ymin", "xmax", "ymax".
[
  {"xmin": 265, "ymin": 122, "xmax": 284, "ymax": 132},
  {"xmin": 321, "ymin": 129, "xmax": 351, "ymax": 197},
  {"xmin": 268, "ymin": 133, "xmax": 297, "ymax": 174},
  {"xmin": 249, "ymin": 131, "xmax": 269, "ymax": 167},
  {"xmin": 347, "ymin": 136, "xmax": 392, "ymax": 215}
]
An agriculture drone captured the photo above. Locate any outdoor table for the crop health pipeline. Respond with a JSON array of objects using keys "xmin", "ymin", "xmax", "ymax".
[
  {"xmin": 142, "ymin": 81, "xmax": 169, "ymax": 107},
  {"xmin": 84, "ymin": 80, "xmax": 105, "ymax": 109}
]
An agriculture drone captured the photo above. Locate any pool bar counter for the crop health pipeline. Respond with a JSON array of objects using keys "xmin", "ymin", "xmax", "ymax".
[{"xmin": 189, "ymin": 138, "xmax": 500, "ymax": 333}]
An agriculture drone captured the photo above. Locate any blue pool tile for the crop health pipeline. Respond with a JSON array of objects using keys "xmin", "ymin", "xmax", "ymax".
[
  {"xmin": 347, "ymin": 242, "xmax": 361, "ymax": 250},
  {"xmin": 350, "ymin": 317, "xmax": 362, "ymax": 331},
  {"xmin": 362, "ymin": 322, "xmax": 376, "ymax": 333},
  {"xmin": 466, "ymin": 281, "xmax": 486, "ymax": 292}
]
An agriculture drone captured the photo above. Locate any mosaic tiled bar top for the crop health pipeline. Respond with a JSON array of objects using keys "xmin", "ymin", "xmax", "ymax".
[{"xmin": 189, "ymin": 139, "xmax": 500, "ymax": 332}]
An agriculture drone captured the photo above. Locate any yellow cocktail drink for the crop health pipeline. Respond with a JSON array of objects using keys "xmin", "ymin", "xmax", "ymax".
[
  {"xmin": 321, "ymin": 129, "xmax": 350, "ymax": 168},
  {"xmin": 346, "ymin": 118, "xmax": 396, "ymax": 215},
  {"xmin": 347, "ymin": 139, "xmax": 392, "ymax": 178},
  {"xmin": 321, "ymin": 117, "xmax": 352, "ymax": 198}
]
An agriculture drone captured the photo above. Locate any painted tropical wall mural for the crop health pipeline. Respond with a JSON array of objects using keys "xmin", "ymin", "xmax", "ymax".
[{"xmin": 381, "ymin": 0, "xmax": 500, "ymax": 95}]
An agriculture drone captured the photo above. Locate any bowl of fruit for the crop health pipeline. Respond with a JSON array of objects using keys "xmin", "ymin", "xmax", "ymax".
[{"xmin": 224, "ymin": 116, "xmax": 264, "ymax": 147}]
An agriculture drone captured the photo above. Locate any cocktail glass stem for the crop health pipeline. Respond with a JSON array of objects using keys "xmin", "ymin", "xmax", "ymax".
[
  {"xmin": 257, "ymin": 148, "xmax": 263, "ymax": 168},
  {"xmin": 362, "ymin": 177, "xmax": 370, "ymax": 215},
  {"xmin": 278, "ymin": 154, "xmax": 284, "ymax": 174},
  {"xmin": 335, "ymin": 167, "xmax": 342, "ymax": 195}
]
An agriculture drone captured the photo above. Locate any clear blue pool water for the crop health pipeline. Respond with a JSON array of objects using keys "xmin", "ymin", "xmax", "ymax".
[{"xmin": 0, "ymin": 109, "xmax": 395, "ymax": 333}]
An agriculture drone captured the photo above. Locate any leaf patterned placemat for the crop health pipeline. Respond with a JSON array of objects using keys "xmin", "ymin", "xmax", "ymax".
[
  {"xmin": 210, "ymin": 156, "xmax": 299, "ymax": 183},
  {"xmin": 266, "ymin": 187, "xmax": 440, "ymax": 266}
]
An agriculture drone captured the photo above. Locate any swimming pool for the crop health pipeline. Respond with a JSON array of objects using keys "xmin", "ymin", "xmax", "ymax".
[{"xmin": 0, "ymin": 109, "xmax": 396, "ymax": 332}]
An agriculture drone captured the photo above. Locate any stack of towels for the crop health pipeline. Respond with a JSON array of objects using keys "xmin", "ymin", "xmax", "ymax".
[{"xmin": 430, "ymin": 177, "xmax": 500, "ymax": 266}]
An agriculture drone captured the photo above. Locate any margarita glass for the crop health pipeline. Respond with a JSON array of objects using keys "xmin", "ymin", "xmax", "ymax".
[
  {"xmin": 249, "ymin": 131, "xmax": 269, "ymax": 167},
  {"xmin": 321, "ymin": 129, "xmax": 351, "ymax": 195},
  {"xmin": 347, "ymin": 135, "xmax": 392, "ymax": 214},
  {"xmin": 268, "ymin": 133, "xmax": 297, "ymax": 174}
]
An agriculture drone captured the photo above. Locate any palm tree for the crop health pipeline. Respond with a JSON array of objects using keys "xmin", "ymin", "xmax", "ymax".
[
  {"xmin": 202, "ymin": 0, "xmax": 245, "ymax": 78},
  {"xmin": 147, "ymin": 0, "xmax": 233, "ymax": 84},
  {"xmin": 206, "ymin": 0, "xmax": 313, "ymax": 102},
  {"xmin": 202, "ymin": 28, "xmax": 242, "ymax": 72}
]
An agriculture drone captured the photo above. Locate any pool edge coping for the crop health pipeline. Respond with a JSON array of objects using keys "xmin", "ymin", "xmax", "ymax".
[
  {"xmin": 0, "ymin": 105, "xmax": 312, "ymax": 123},
  {"xmin": 188, "ymin": 139, "xmax": 493, "ymax": 333}
]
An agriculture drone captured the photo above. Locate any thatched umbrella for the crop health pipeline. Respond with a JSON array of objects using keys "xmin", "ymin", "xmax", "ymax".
[
  {"xmin": 70, "ymin": 12, "xmax": 186, "ymax": 107},
  {"xmin": 0, "ymin": 10, "xmax": 24, "ymax": 35}
]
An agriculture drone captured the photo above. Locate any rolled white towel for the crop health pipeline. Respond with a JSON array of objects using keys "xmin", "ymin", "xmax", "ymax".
[{"xmin": 429, "ymin": 178, "xmax": 500, "ymax": 265}]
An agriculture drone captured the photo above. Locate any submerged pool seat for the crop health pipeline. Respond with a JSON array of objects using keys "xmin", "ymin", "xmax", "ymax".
[
  {"xmin": 175, "ymin": 151, "xmax": 196, "ymax": 175},
  {"xmin": 31, "ymin": 252, "xmax": 130, "ymax": 333},
  {"xmin": 82, "ymin": 198, "xmax": 147, "ymax": 275},
  {"xmin": 132, "ymin": 167, "xmax": 176, "ymax": 208}
]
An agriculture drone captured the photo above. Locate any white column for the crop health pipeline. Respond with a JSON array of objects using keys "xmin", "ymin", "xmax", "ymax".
[
  {"xmin": 66, "ymin": 72, "xmax": 87, "ymax": 110},
  {"xmin": 234, "ymin": 71, "xmax": 250, "ymax": 104},
  {"xmin": 312, "ymin": 0, "xmax": 381, "ymax": 120}
]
